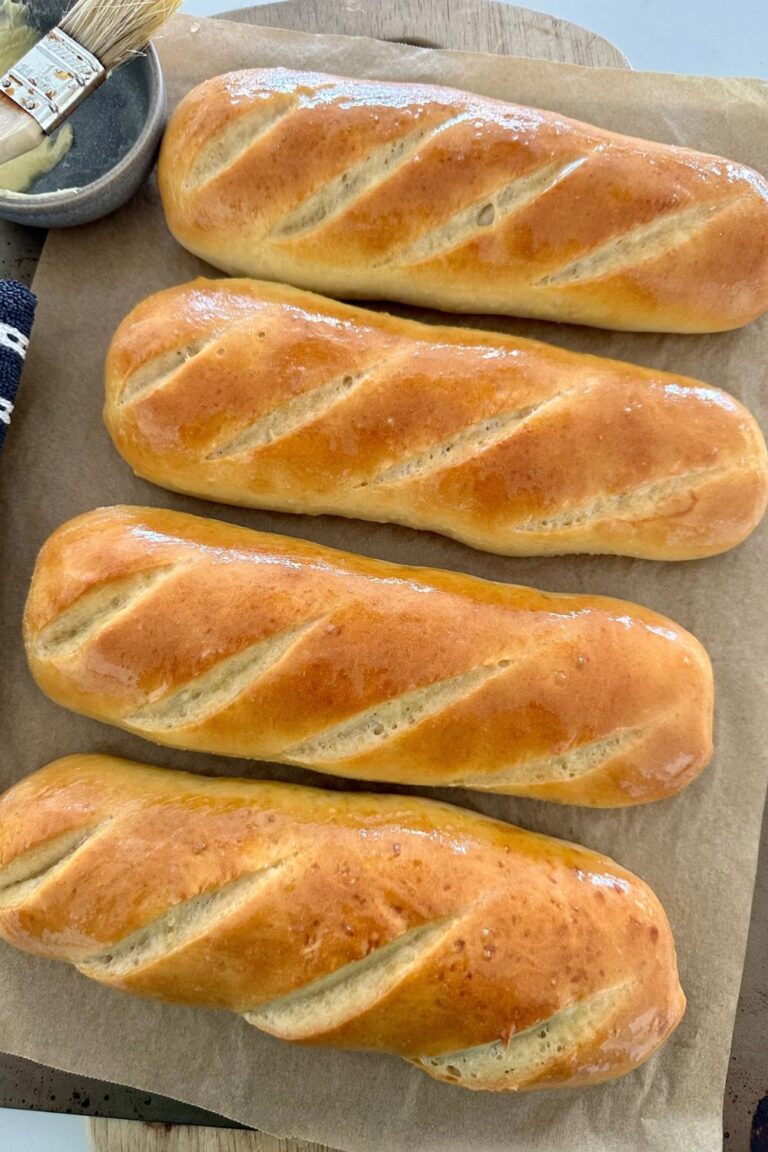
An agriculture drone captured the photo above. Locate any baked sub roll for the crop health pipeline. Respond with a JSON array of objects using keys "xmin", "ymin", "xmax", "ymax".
[
  {"xmin": 23, "ymin": 506, "xmax": 714, "ymax": 806},
  {"xmin": 0, "ymin": 754, "xmax": 686, "ymax": 1090},
  {"xmin": 105, "ymin": 278, "xmax": 768, "ymax": 561},
  {"xmin": 158, "ymin": 69, "xmax": 768, "ymax": 333}
]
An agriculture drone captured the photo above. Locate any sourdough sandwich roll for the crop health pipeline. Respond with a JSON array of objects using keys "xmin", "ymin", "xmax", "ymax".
[
  {"xmin": 23, "ymin": 506, "xmax": 713, "ymax": 806},
  {"xmin": 105, "ymin": 278, "xmax": 768, "ymax": 560},
  {"xmin": 158, "ymin": 69, "xmax": 768, "ymax": 333},
  {"xmin": 0, "ymin": 754, "xmax": 685, "ymax": 1091}
]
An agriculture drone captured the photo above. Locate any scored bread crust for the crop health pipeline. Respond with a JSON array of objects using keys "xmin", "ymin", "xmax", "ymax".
[
  {"xmin": 157, "ymin": 69, "xmax": 768, "ymax": 333},
  {"xmin": 104, "ymin": 277, "xmax": 768, "ymax": 561},
  {"xmin": 23, "ymin": 506, "xmax": 714, "ymax": 807},
  {"xmin": 0, "ymin": 754, "xmax": 686, "ymax": 1091}
]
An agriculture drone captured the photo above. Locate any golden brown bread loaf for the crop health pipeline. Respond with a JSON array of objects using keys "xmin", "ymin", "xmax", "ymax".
[
  {"xmin": 105, "ymin": 278, "xmax": 768, "ymax": 560},
  {"xmin": 157, "ymin": 69, "xmax": 768, "ymax": 333},
  {"xmin": 0, "ymin": 754, "xmax": 686, "ymax": 1091},
  {"xmin": 23, "ymin": 506, "xmax": 714, "ymax": 806}
]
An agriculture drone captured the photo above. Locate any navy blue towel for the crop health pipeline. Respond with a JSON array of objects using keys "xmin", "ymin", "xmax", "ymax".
[{"xmin": 0, "ymin": 280, "xmax": 36, "ymax": 457}]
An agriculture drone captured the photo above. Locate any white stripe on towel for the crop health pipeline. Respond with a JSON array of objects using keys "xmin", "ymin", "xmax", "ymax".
[{"xmin": 0, "ymin": 322, "xmax": 28, "ymax": 357}]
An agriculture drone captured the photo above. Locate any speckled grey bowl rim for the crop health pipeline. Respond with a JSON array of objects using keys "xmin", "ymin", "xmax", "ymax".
[{"xmin": 0, "ymin": 42, "xmax": 165, "ymax": 225}]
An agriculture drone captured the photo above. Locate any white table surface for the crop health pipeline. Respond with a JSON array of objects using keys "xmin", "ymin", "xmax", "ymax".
[{"xmin": 3, "ymin": 1, "xmax": 766, "ymax": 1148}]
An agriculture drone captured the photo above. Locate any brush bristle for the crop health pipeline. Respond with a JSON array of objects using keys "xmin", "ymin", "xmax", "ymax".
[{"xmin": 60, "ymin": 0, "xmax": 181, "ymax": 71}]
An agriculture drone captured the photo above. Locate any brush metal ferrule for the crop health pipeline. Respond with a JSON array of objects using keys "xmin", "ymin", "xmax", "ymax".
[{"xmin": 0, "ymin": 29, "xmax": 105, "ymax": 135}]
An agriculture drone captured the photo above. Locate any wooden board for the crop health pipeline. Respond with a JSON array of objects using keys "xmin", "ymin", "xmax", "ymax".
[
  {"xmin": 88, "ymin": 3, "xmax": 626, "ymax": 1150},
  {"xmin": 218, "ymin": 0, "xmax": 629, "ymax": 66},
  {"xmin": 88, "ymin": 1119, "xmax": 334, "ymax": 1151}
]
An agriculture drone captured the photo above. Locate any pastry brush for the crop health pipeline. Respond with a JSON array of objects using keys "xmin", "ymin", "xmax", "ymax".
[{"xmin": 0, "ymin": 0, "xmax": 180, "ymax": 167}]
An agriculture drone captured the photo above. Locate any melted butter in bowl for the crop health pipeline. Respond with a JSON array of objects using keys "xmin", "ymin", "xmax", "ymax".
[
  {"xmin": 0, "ymin": 0, "xmax": 74, "ymax": 192},
  {"xmin": 0, "ymin": 0, "xmax": 165, "ymax": 226}
]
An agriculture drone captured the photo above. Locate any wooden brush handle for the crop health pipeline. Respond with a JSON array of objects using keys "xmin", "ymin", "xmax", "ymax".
[{"xmin": 0, "ymin": 93, "xmax": 46, "ymax": 166}]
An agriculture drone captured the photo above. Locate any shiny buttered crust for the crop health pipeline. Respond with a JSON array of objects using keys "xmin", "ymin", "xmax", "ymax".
[
  {"xmin": 24, "ymin": 506, "xmax": 713, "ymax": 806},
  {"xmin": 104, "ymin": 278, "xmax": 768, "ymax": 560},
  {"xmin": 0, "ymin": 754, "xmax": 686, "ymax": 1091},
  {"xmin": 158, "ymin": 69, "xmax": 768, "ymax": 333}
]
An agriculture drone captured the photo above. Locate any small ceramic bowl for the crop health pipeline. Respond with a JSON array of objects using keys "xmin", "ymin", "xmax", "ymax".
[{"xmin": 0, "ymin": 5, "xmax": 166, "ymax": 228}]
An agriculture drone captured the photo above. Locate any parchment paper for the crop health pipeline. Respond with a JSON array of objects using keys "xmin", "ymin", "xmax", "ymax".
[{"xmin": 0, "ymin": 14, "xmax": 766, "ymax": 1151}]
